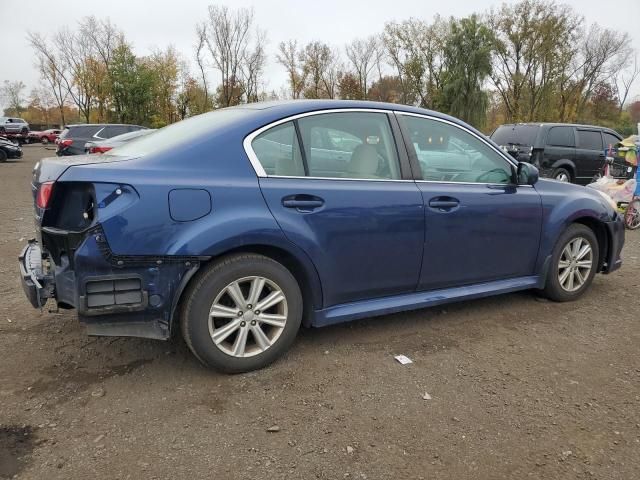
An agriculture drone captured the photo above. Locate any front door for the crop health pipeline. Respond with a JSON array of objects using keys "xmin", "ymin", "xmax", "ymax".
[
  {"xmin": 249, "ymin": 111, "xmax": 425, "ymax": 307},
  {"xmin": 396, "ymin": 113, "xmax": 543, "ymax": 291},
  {"xmin": 575, "ymin": 129, "xmax": 605, "ymax": 184}
]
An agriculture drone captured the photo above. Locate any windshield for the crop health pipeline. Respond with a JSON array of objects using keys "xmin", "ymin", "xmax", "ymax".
[
  {"xmin": 107, "ymin": 109, "xmax": 249, "ymax": 157},
  {"xmin": 491, "ymin": 125, "xmax": 540, "ymax": 146}
]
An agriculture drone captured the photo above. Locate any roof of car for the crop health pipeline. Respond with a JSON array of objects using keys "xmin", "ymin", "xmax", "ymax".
[
  {"xmin": 64, "ymin": 123, "xmax": 146, "ymax": 128},
  {"xmin": 497, "ymin": 122, "xmax": 619, "ymax": 132}
]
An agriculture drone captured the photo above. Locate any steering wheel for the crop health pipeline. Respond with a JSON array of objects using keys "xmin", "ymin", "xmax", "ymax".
[{"xmin": 475, "ymin": 168, "xmax": 510, "ymax": 184}]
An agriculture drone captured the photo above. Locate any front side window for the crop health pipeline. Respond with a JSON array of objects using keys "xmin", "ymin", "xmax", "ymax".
[
  {"xmin": 577, "ymin": 130, "xmax": 603, "ymax": 151},
  {"xmin": 546, "ymin": 126, "xmax": 575, "ymax": 147},
  {"xmin": 603, "ymin": 132, "xmax": 621, "ymax": 149},
  {"xmin": 250, "ymin": 112, "xmax": 402, "ymax": 180},
  {"xmin": 400, "ymin": 115, "xmax": 513, "ymax": 184}
]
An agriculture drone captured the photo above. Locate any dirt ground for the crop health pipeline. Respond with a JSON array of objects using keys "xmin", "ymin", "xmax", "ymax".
[{"xmin": 0, "ymin": 145, "xmax": 639, "ymax": 480}]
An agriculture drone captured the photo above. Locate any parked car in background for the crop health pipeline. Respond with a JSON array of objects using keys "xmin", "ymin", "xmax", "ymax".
[
  {"xmin": 84, "ymin": 128, "xmax": 155, "ymax": 154},
  {"xmin": 0, "ymin": 136, "xmax": 23, "ymax": 162},
  {"xmin": 0, "ymin": 117, "xmax": 29, "ymax": 135},
  {"xmin": 490, "ymin": 123, "xmax": 622, "ymax": 185},
  {"xmin": 56, "ymin": 124, "xmax": 147, "ymax": 156},
  {"xmin": 37, "ymin": 129, "xmax": 62, "ymax": 145},
  {"xmin": 20, "ymin": 101, "xmax": 624, "ymax": 373}
]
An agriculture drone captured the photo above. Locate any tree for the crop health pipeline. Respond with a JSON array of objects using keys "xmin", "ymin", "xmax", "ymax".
[
  {"xmin": 489, "ymin": 0, "xmax": 582, "ymax": 122},
  {"xmin": 383, "ymin": 17, "xmax": 448, "ymax": 107},
  {"xmin": 368, "ymin": 75, "xmax": 403, "ymax": 103},
  {"xmin": 440, "ymin": 15, "xmax": 494, "ymax": 127},
  {"xmin": 299, "ymin": 41, "xmax": 341, "ymax": 99},
  {"xmin": 0, "ymin": 81, "xmax": 26, "ymax": 114},
  {"xmin": 201, "ymin": 5, "xmax": 264, "ymax": 107},
  {"xmin": 345, "ymin": 36, "xmax": 378, "ymax": 99},
  {"xmin": 194, "ymin": 23, "xmax": 210, "ymax": 109},
  {"xmin": 614, "ymin": 56, "xmax": 639, "ymax": 113},
  {"xmin": 276, "ymin": 40, "xmax": 306, "ymax": 99}
]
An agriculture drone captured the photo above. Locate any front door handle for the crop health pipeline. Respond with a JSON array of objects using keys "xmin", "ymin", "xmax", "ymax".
[{"xmin": 282, "ymin": 195, "xmax": 325, "ymax": 211}]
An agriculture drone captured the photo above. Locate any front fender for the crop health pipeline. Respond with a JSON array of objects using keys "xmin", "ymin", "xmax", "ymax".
[{"xmin": 535, "ymin": 179, "xmax": 614, "ymax": 273}]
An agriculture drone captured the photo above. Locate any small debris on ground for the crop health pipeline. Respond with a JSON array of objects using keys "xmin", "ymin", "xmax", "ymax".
[
  {"xmin": 422, "ymin": 392, "xmax": 432, "ymax": 400},
  {"xmin": 267, "ymin": 425, "xmax": 281, "ymax": 433},
  {"xmin": 394, "ymin": 355, "xmax": 413, "ymax": 365}
]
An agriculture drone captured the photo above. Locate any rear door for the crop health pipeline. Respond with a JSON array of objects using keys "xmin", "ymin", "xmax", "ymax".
[
  {"xmin": 249, "ymin": 110, "xmax": 425, "ymax": 308},
  {"xmin": 543, "ymin": 126, "xmax": 575, "ymax": 174},
  {"xmin": 397, "ymin": 113, "xmax": 542, "ymax": 290},
  {"xmin": 575, "ymin": 129, "xmax": 604, "ymax": 184}
]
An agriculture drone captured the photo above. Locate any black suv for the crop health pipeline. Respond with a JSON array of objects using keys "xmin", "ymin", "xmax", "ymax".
[
  {"xmin": 56, "ymin": 124, "xmax": 146, "ymax": 156},
  {"xmin": 490, "ymin": 123, "xmax": 623, "ymax": 184}
]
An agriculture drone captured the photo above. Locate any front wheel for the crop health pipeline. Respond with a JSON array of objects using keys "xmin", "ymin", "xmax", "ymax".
[
  {"xmin": 543, "ymin": 224, "xmax": 599, "ymax": 302},
  {"xmin": 552, "ymin": 167, "xmax": 572, "ymax": 183},
  {"xmin": 625, "ymin": 199, "xmax": 640, "ymax": 230},
  {"xmin": 180, "ymin": 254, "xmax": 303, "ymax": 373},
  {"xmin": 41, "ymin": 137, "xmax": 49, "ymax": 145}
]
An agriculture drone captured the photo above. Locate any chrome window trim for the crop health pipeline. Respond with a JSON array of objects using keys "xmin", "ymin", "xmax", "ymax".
[
  {"xmin": 243, "ymin": 107, "xmax": 526, "ymax": 188},
  {"xmin": 243, "ymin": 108, "xmax": 399, "ymax": 180}
]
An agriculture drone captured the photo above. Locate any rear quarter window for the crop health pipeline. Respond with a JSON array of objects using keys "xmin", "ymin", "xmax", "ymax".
[
  {"xmin": 491, "ymin": 125, "xmax": 540, "ymax": 147},
  {"xmin": 546, "ymin": 126, "xmax": 575, "ymax": 147}
]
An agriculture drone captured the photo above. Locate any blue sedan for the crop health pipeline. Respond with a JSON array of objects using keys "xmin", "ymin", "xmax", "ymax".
[{"xmin": 20, "ymin": 100, "xmax": 625, "ymax": 372}]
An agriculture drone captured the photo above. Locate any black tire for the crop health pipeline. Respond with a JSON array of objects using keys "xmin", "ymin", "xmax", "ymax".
[
  {"xmin": 21, "ymin": 127, "xmax": 28, "ymax": 135},
  {"xmin": 0, "ymin": 127, "xmax": 5, "ymax": 134},
  {"xmin": 542, "ymin": 224, "xmax": 599, "ymax": 302},
  {"xmin": 180, "ymin": 253, "xmax": 303, "ymax": 373},
  {"xmin": 41, "ymin": 137, "xmax": 49, "ymax": 145},
  {"xmin": 0, "ymin": 149, "xmax": 7, "ymax": 163},
  {"xmin": 552, "ymin": 167, "xmax": 572, "ymax": 183}
]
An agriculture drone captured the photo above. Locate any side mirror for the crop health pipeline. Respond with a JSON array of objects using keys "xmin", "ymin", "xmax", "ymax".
[{"xmin": 517, "ymin": 162, "xmax": 539, "ymax": 185}]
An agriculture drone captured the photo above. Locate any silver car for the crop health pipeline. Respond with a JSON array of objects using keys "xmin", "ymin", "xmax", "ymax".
[{"xmin": 0, "ymin": 117, "xmax": 29, "ymax": 135}]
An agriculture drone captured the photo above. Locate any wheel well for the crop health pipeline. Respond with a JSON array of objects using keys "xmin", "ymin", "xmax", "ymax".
[
  {"xmin": 176, "ymin": 245, "xmax": 319, "ymax": 331},
  {"xmin": 573, "ymin": 217, "xmax": 608, "ymax": 271}
]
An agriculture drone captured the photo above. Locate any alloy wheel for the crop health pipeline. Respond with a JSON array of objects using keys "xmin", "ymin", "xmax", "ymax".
[
  {"xmin": 557, "ymin": 237, "xmax": 593, "ymax": 292},
  {"xmin": 625, "ymin": 199, "xmax": 640, "ymax": 230},
  {"xmin": 555, "ymin": 172, "xmax": 570, "ymax": 182},
  {"xmin": 208, "ymin": 276, "xmax": 288, "ymax": 358}
]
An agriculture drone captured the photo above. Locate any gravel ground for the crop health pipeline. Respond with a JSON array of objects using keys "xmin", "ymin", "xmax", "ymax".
[{"xmin": 1, "ymin": 146, "xmax": 639, "ymax": 479}]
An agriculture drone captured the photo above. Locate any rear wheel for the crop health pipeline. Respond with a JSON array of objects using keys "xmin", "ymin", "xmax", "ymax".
[
  {"xmin": 543, "ymin": 224, "xmax": 599, "ymax": 302},
  {"xmin": 625, "ymin": 199, "xmax": 640, "ymax": 230},
  {"xmin": 0, "ymin": 127, "xmax": 5, "ymax": 134},
  {"xmin": 41, "ymin": 137, "xmax": 49, "ymax": 145},
  {"xmin": 552, "ymin": 167, "xmax": 572, "ymax": 183},
  {"xmin": 181, "ymin": 254, "xmax": 303, "ymax": 373},
  {"xmin": 0, "ymin": 149, "xmax": 7, "ymax": 163}
]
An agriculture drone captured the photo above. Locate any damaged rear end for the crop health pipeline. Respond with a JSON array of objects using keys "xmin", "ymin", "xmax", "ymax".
[{"xmin": 19, "ymin": 155, "xmax": 200, "ymax": 340}]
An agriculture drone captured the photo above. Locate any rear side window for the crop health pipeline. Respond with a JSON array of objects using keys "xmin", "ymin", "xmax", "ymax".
[
  {"xmin": 69, "ymin": 126, "xmax": 101, "ymax": 138},
  {"xmin": 603, "ymin": 132, "xmax": 621, "ymax": 149},
  {"xmin": 252, "ymin": 122, "xmax": 305, "ymax": 176},
  {"xmin": 490, "ymin": 125, "xmax": 540, "ymax": 146},
  {"xmin": 546, "ymin": 127, "xmax": 575, "ymax": 147},
  {"xmin": 103, "ymin": 126, "xmax": 130, "ymax": 138},
  {"xmin": 250, "ymin": 112, "xmax": 401, "ymax": 180},
  {"xmin": 297, "ymin": 112, "xmax": 401, "ymax": 179},
  {"xmin": 577, "ymin": 130, "xmax": 603, "ymax": 150}
]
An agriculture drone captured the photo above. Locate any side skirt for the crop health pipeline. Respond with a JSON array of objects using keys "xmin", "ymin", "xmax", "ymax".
[{"xmin": 312, "ymin": 275, "xmax": 542, "ymax": 327}]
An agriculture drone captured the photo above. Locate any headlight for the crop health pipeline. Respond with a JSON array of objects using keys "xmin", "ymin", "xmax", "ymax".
[{"xmin": 595, "ymin": 189, "xmax": 617, "ymax": 211}]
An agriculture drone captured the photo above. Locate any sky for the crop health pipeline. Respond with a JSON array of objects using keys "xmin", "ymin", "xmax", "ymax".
[{"xmin": 1, "ymin": 0, "xmax": 639, "ymax": 110}]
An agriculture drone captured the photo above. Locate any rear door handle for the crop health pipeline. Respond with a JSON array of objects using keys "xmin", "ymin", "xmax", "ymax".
[
  {"xmin": 282, "ymin": 195, "xmax": 325, "ymax": 211},
  {"xmin": 283, "ymin": 199, "xmax": 324, "ymax": 208},
  {"xmin": 428, "ymin": 199, "xmax": 459, "ymax": 210}
]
